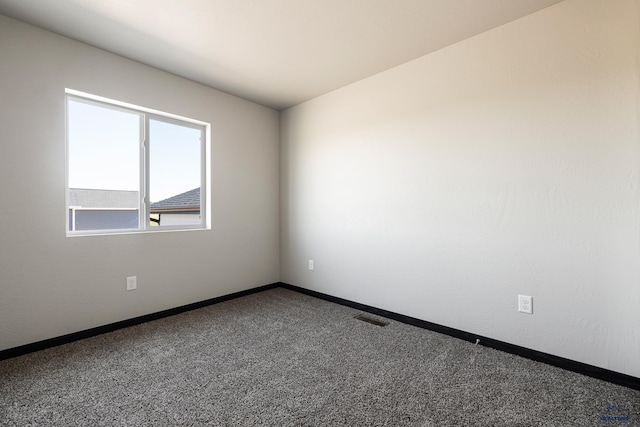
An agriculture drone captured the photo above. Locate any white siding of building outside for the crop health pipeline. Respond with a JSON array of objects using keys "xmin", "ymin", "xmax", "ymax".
[{"xmin": 159, "ymin": 214, "xmax": 201, "ymax": 226}]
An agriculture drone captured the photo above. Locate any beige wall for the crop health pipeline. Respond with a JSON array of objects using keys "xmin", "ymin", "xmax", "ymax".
[
  {"xmin": 0, "ymin": 15, "xmax": 280, "ymax": 351},
  {"xmin": 281, "ymin": 0, "xmax": 640, "ymax": 377}
]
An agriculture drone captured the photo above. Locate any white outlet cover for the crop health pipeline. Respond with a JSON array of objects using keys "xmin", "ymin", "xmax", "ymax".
[
  {"xmin": 308, "ymin": 260, "xmax": 314, "ymax": 270},
  {"xmin": 518, "ymin": 295, "xmax": 532, "ymax": 314},
  {"xmin": 126, "ymin": 276, "xmax": 137, "ymax": 291}
]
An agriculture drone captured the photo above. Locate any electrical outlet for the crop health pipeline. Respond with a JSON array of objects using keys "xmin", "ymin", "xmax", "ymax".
[
  {"xmin": 308, "ymin": 260, "xmax": 314, "ymax": 271},
  {"xmin": 518, "ymin": 295, "xmax": 532, "ymax": 314},
  {"xmin": 126, "ymin": 276, "xmax": 137, "ymax": 291}
]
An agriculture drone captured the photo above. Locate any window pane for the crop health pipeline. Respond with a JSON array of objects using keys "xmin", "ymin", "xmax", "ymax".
[
  {"xmin": 66, "ymin": 91, "xmax": 208, "ymax": 235},
  {"xmin": 149, "ymin": 119, "xmax": 202, "ymax": 227},
  {"xmin": 67, "ymin": 99, "xmax": 140, "ymax": 231}
]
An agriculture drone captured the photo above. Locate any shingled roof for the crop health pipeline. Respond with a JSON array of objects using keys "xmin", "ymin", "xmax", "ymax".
[{"xmin": 150, "ymin": 187, "xmax": 200, "ymax": 212}]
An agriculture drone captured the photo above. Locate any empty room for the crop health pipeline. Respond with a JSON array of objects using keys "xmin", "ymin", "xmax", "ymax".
[{"xmin": 0, "ymin": 0, "xmax": 638, "ymax": 425}]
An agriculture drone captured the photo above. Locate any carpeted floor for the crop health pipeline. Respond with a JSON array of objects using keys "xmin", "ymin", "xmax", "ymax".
[{"xmin": 1, "ymin": 288, "xmax": 638, "ymax": 426}]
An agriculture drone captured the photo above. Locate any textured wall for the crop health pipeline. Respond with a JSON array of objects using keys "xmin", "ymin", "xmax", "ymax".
[
  {"xmin": 0, "ymin": 15, "xmax": 280, "ymax": 351},
  {"xmin": 281, "ymin": 0, "xmax": 640, "ymax": 377}
]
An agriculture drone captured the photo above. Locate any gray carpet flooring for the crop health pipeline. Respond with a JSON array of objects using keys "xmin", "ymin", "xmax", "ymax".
[{"xmin": 1, "ymin": 288, "xmax": 638, "ymax": 426}]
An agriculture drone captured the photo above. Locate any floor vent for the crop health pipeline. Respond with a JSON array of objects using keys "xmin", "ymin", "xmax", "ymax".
[{"xmin": 354, "ymin": 314, "xmax": 389, "ymax": 327}]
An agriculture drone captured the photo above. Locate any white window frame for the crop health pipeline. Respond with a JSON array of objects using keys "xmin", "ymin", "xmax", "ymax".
[{"xmin": 65, "ymin": 89, "xmax": 211, "ymax": 236}]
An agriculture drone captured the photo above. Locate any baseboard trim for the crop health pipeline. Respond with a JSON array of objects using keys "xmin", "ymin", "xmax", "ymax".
[
  {"xmin": 3, "ymin": 281, "xmax": 638, "ymax": 391},
  {"xmin": 0, "ymin": 282, "xmax": 280, "ymax": 361},
  {"xmin": 280, "ymin": 283, "xmax": 640, "ymax": 391}
]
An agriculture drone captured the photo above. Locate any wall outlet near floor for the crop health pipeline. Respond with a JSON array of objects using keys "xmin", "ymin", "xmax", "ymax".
[
  {"xmin": 126, "ymin": 276, "xmax": 137, "ymax": 291},
  {"xmin": 308, "ymin": 260, "xmax": 314, "ymax": 271},
  {"xmin": 518, "ymin": 295, "xmax": 532, "ymax": 314}
]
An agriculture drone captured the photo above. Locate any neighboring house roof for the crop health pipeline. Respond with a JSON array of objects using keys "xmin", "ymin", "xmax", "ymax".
[
  {"xmin": 69, "ymin": 188, "xmax": 139, "ymax": 209},
  {"xmin": 151, "ymin": 188, "xmax": 200, "ymax": 213}
]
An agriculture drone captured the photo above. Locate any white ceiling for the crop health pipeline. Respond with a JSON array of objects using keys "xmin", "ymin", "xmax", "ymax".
[{"xmin": 0, "ymin": 0, "xmax": 563, "ymax": 110}]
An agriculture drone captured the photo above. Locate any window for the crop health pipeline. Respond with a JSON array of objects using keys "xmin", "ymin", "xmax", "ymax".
[{"xmin": 66, "ymin": 90, "xmax": 210, "ymax": 235}]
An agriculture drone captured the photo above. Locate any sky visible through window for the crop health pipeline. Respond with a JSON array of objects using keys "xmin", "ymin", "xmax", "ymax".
[
  {"xmin": 68, "ymin": 99, "xmax": 201, "ymax": 203},
  {"xmin": 149, "ymin": 118, "xmax": 201, "ymax": 203}
]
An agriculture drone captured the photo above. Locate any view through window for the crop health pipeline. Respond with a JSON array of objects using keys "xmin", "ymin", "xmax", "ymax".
[{"xmin": 66, "ymin": 91, "xmax": 208, "ymax": 234}]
